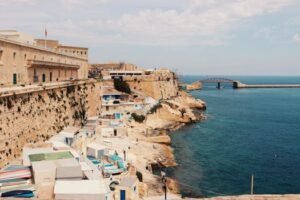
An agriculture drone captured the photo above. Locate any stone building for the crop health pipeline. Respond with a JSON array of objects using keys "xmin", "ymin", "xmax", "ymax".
[
  {"xmin": 89, "ymin": 62, "xmax": 138, "ymax": 79},
  {"xmin": 0, "ymin": 30, "xmax": 89, "ymax": 86}
]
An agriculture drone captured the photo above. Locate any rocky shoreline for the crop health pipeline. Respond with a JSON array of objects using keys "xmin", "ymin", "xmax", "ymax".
[{"xmin": 127, "ymin": 90, "xmax": 206, "ymax": 197}]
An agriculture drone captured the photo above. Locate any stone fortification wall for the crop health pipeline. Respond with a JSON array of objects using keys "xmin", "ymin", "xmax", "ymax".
[
  {"xmin": 125, "ymin": 70, "xmax": 179, "ymax": 100},
  {"xmin": 0, "ymin": 81, "xmax": 101, "ymax": 167}
]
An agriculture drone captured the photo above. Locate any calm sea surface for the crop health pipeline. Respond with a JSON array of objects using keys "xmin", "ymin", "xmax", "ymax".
[{"xmin": 168, "ymin": 76, "xmax": 300, "ymax": 197}]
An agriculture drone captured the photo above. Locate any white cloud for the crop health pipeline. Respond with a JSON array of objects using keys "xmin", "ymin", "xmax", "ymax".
[
  {"xmin": 293, "ymin": 34, "xmax": 300, "ymax": 43},
  {"xmin": 100, "ymin": 0, "xmax": 295, "ymax": 45},
  {"xmin": 60, "ymin": 0, "xmax": 109, "ymax": 10},
  {"xmin": 0, "ymin": 0, "xmax": 296, "ymax": 46},
  {"xmin": 0, "ymin": 0, "xmax": 37, "ymax": 5}
]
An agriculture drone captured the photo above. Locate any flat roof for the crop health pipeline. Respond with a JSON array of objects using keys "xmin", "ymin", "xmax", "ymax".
[
  {"xmin": 32, "ymin": 158, "xmax": 79, "ymax": 169},
  {"xmin": 58, "ymin": 45, "xmax": 88, "ymax": 50},
  {"xmin": 63, "ymin": 126, "xmax": 80, "ymax": 133},
  {"xmin": 58, "ymin": 127, "xmax": 80, "ymax": 137},
  {"xmin": 29, "ymin": 151, "xmax": 73, "ymax": 162},
  {"xmin": 109, "ymin": 70, "xmax": 143, "ymax": 73},
  {"xmin": 87, "ymin": 143, "xmax": 106, "ymax": 150},
  {"xmin": 55, "ymin": 180, "xmax": 107, "ymax": 194}
]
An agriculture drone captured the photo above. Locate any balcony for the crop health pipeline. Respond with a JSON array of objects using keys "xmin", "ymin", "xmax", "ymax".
[{"xmin": 27, "ymin": 59, "xmax": 80, "ymax": 69}]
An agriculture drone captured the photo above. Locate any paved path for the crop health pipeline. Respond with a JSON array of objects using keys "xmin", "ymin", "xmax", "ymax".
[{"xmin": 144, "ymin": 194, "xmax": 300, "ymax": 200}]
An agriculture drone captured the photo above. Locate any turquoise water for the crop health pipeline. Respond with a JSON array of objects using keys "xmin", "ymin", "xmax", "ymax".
[{"xmin": 168, "ymin": 76, "xmax": 300, "ymax": 197}]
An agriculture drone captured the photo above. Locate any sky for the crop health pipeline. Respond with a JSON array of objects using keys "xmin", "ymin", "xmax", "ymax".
[{"xmin": 0, "ymin": 0, "xmax": 300, "ymax": 76}]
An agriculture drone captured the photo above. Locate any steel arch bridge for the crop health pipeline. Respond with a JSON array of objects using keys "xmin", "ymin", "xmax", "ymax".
[{"xmin": 199, "ymin": 77, "xmax": 236, "ymax": 83}]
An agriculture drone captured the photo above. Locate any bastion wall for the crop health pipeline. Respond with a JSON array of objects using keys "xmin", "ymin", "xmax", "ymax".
[{"xmin": 0, "ymin": 81, "xmax": 101, "ymax": 167}]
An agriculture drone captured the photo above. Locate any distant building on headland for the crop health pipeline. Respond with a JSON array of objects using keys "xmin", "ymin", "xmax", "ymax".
[
  {"xmin": 0, "ymin": 30, "xmax": 89, "ymax": 86},
  {"xmin": 89, "ymin": 62, "xmax": 138, "ymax": 79}
]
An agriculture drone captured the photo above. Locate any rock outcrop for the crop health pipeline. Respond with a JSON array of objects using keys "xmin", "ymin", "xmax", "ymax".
[{"xmin": 145, "ymin": 91, "xmax": 206, "ymax": 130}]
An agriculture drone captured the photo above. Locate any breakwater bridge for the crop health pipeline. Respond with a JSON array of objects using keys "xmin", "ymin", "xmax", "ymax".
[{"xmin": 199, "ymin": 78, "xmax": 300, "ymax": 89}]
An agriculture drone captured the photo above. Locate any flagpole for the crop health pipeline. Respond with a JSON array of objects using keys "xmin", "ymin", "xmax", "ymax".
[{"xmin": 44, "ymin": 28, "xmax": 47, "ymax": 49}]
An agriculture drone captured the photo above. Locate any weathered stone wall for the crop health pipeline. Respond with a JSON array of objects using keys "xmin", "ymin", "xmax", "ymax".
[
  {"xmin": 125, "ymin": 70, "xmax": 179, "ymax": 100},
  {"xmin": 0, "ymin": 81, "xmax": 101, "ymax": 167}
]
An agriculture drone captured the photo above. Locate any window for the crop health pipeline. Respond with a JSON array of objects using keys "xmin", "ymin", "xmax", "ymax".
[
  {"xmin": 50, "ymin": 72, "xmax": 52, "ymax": 82},
  {"xmin": 34, "ymin": 55, "xmax": 36, "ymax": 60},
  {"xmin": 13, "ymin": 52, "xmax": 16, "ymax": 60},
  {"xmin": 13, "ymin": 73, "xmax": 17, "ymax": 84},
  {"xmin": 0, "ymin": 50, "xmax": 3, "ymax": 62},
  {"xmin": 24, "ymin": 54, "xmax": 27, "ymax": 60},
  {"xmin": 80, "ymin": 51, "xmax": 83, "ymax": 55},
  {"xmin": 33, "ymin": 69, "xmax": 38, "ymax": 82}
]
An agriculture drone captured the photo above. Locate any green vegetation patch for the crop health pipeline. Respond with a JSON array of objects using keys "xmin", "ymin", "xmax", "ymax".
[
  {"xmin": 113, "ymin": 78, "xmax": 131, "ymax": 94},
  {"xmin": 29, "ymin": 151, "xmax": 73, "ymax": 162},
  {"xmin": 131, "ymin": 113, "xmax": 145, "ymax": 123},
  {"xmin": 149, "ymin": 103, "xmax": 162, "ymax": 114}
]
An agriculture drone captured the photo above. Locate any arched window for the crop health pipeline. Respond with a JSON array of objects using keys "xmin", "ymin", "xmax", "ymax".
[
  {"xmin": 24, "ymin": 54, "xmax": 27, "ymax": 60},
  {"xmin": 13, "ymin": 52, "xmax": 16, "ymax": 60}
]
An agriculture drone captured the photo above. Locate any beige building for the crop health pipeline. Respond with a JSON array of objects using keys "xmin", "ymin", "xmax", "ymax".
[
  {"xmin": 114, "ymin": 176, "xmax": 139, "ymax": 200},
  {"xmin": 0, "ymin": 30, "xmax": 89, "ymax": 86},
  {"xmin": 89, "ymin": 62, "xmax": 138, "ymax": 79}
]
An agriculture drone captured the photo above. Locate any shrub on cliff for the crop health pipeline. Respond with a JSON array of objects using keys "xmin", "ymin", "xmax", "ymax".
[
  {"xmin": 131, "ymin": 113, "xmax": 145, "ymax": 123},
  {"xmin": 149, "ymin": 103, "xmax": 162, "ymax": 114},
  {"xmin": 113, "ymin": 78, "xmax": 131, "ymax": 94},
  {"xmin": 136, "ymin": 171, "xmax": 143, "ymax": 182}
]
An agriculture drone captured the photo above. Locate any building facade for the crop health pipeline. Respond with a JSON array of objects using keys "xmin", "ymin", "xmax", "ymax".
[
  {"xmin": 89, "ymin": 62, "xmax": 138, "ymax": 79},
  {"xmin": 0, "ymin": 30, "xmax": 89, "ymax": 86}
]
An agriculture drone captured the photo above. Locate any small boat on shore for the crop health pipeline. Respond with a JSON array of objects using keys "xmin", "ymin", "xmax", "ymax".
[{"xmin": 1, "ymin": 190, "xmax": 34, "ymax": 198}]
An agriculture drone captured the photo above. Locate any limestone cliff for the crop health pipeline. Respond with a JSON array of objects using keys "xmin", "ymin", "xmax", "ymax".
[{"xmin": 0, "ymin": 81, "xmax": 101, "ymax": 168}]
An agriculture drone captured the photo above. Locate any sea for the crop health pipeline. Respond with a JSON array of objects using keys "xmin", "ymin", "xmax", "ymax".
[{"xmin": 167, "ymin": 76, "xmax": 300, "ymax": 197}]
